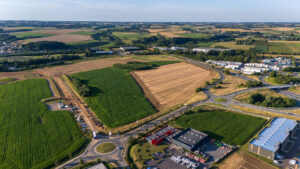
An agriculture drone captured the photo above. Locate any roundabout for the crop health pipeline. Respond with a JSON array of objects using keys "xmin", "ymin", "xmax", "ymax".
[{"xmin": 95, "ymin": 142, "xmax": 117, "ymax": 154}]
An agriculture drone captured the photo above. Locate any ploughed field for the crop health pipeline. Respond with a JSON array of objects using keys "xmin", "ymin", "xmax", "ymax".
[
  {"xmin": 132, "ymin": 62, "xmax": 216, "ymax": 111},
  {"xmin": 0, "ymin": 79, "xmax": 86, "ymax": 169},
  {"xmin": 72, "ymin": 67, "xmax": 157, "ymax": 128},
  {"xmin": 174, "ymin": 108, "xmax": 266, "ymax": 145}
]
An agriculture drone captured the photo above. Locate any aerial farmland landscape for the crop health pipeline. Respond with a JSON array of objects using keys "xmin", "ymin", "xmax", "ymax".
[{"xmin": 1, "ymin": 1, "xmax": 300, "ymax": 169}]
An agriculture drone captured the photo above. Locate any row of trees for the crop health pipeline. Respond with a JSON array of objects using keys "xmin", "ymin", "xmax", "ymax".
[
  {"xmin": 239, "ymin": 81, "xmax": 265, "ymax": 88},
  {"xmin": 113, "ymin": 62, "xmax": 153, "ymax": 71},
  {"xmin": 174, "ymin": 48, "xmax": 261, "ymax": 63},
  {"xmin": 69, "ymin": 76, "xmax": 91, "ymax": 97},
  {"xmin": 0, "ymin": 55, "xmax": 81, "ymax": 71}
]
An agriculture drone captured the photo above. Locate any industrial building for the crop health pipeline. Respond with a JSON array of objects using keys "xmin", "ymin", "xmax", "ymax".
[
  {"xmin": 145, "ymin": 126, "xmax": 181, "ymax": 145},
  {"xmin": 249, "ymin": 118, "xmax": 298, "ymax": 160},
  {"xmin": 192, "ymin": 47, "xmax": 231, "ymax": 53},
  {"xmin": 171, "ymin": 128, "xmax": 209, "ymax": 152}
]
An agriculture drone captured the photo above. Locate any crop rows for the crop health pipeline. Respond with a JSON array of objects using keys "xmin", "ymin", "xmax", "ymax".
[
  {"xmin": 72, "ymin": 67, "xmax": 157, "ymax": 128},
  {"xmin": 0, "ymin": 79, "xmax": 86, "ymax": 169}
]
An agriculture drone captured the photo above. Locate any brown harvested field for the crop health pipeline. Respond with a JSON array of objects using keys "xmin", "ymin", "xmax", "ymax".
[
  {"xmin": 269, "ymin": 40, "xmax": 300, "ymax": 43},
  {"xmin": 132, "ymin": 62, "xmax": 218, "ymax": 111},
  {"xmin": 215, "ymin": 28, "xmax": 255, "ymax": 32},
  {"xmin": 210, "ymin": 75, "xmax": 247, "ymax": 96},
  {"xmin": 22, "ymin": 28, "xmax": 93, "ymax": 43},
  {"xmin": 26, "ymin": 34, "xmax": 92, "ymax": 43},
  {"xmin": 36, "ymin": 57, "xmax": 133, "ymax": 76},
  {"xmin": 219, "ymin": 152, "xmax": 276, "ymax": 169}
]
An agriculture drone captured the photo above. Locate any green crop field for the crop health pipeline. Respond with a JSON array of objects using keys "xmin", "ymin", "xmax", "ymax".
[
  {"xmin": 211, "ymin": 42, "xmax": 255, "ymax": 50},
  {"xmin": 268, "ymin": 42, "xmax": 300, "ymax": 54},
  {"xmin": 72, "ymin": 67, "xmax": 157, "ymax": 128},
  {"xmin": 177, "ymin": 33, "xmax": 209, "ymax": 38},
  {"xmin": 14, "ymin": 32, "xmax": 54, "ymax": 38},
  {"xmin": 174, "ymin": 108, "xmax": 266, "ymax": 145},
  {"xmin": 112, "ymin": 32, "xmax": 150, "ymax": 43},
  {"xmin": 70, "ymin": 31, "xmax": 96, "ymax": 36},
  {"xmin": 0, "ymin": 79, "xmax": 87, "ymax": 169}
]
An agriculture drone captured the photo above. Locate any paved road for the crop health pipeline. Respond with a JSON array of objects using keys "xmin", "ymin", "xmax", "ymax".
[{"xmin": 57, "ymin": 57, "xmax": 300, "ymax": 169}]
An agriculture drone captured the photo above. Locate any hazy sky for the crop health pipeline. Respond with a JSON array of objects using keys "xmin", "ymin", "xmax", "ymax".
[{"xmin": 0, "ymin": 0, "xmax": 300, "ymax": 22}]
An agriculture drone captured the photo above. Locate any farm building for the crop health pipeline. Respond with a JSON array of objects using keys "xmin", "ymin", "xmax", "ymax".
[
  {"xmin": 171, "ymin": 128, "xmax": 209, "ymax": 152},
  {"xmin": 145, "ymin": 126, "xmax": 181, "ymax": 145},
  {"xmin": 248, "ymin": 118, "xmax": 298, "ymax": 160},
  {"xmin": 170, "ymin": 46, "xmax": 187, "ymax": 51},
  {"xmin": 119, "ymin": 46, "xmax": 139, "ymax": 51}
]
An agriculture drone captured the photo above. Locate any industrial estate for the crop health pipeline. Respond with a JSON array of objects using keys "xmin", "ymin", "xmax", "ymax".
[{"xmin": 0, "ymin": 20, "xmax": 300, "ymax": 169}]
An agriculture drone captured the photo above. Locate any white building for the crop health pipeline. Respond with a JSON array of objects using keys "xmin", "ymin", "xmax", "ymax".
[
  {"xmin": 171, "ymin": 46, "xmax": 187, "ymax": 51},
  {"xmin": 225, "ymin": 62, "xmax": 243, "ymax": 70},
  {"xmin": 153, "ymin": 47, "xmax": 170, "ymax": 51},
  {"xmin": 192, "ymin": 47, "xmax": 231, "ymax": 53},
  {"xmin": 242, "ymin": 67, "xmax": 270, "ymax": 74}
]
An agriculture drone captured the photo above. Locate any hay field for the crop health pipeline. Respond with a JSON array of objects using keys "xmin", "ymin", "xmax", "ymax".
[
  {"xmin": 132, "ymin": 62, "xmax": 218, "ymax": 111},
  {"xmin": 23, "ymin": 29, "xmax": 93, "ymax": 43},
  {"xmin": 210, "ymin": 75, "xmax": 247, "ymax": 96},
  {"xmin": 268, "ymin": 42, "xmax": 300, "ymax": 54}
]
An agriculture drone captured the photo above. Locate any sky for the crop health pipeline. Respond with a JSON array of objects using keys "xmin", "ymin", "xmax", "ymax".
[{"xmin": 0, "ymin": 0, "xmax": 300, "ymax": 22}]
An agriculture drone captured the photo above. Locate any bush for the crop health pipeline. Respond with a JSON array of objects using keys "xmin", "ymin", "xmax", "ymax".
[
  {"xmin": 248, "ymin": 93, "xmax": 296, "ymax": 108},
  {"xmin": 239, "ymin": 81, "xmax": 264, "ymax": 88},
  {"xmin": 195, "ymin": 87, "xmax": 204, "ymax": 93},
  {"xmin": 224, "ymin": 69, "xmax": 231, "ymax": 75}
]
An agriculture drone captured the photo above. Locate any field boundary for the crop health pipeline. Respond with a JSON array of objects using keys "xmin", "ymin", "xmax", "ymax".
[{"xmin": 131, "ymin": 71, "xmax": 161, "ymax": 111}]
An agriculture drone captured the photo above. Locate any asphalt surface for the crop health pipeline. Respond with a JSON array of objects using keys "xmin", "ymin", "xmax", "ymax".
[{"xmin": 57, "ymin": 57, "xmax": 300, "ymax": 169}]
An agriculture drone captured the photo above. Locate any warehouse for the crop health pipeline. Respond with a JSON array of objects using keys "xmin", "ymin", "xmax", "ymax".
[
  {"xmin": 171, "ymin": 128, "xmax": 208, "ymax": 152},
  {"xmin": 248, "ymin": 118, "xmax": 298, "ymax": 160}
]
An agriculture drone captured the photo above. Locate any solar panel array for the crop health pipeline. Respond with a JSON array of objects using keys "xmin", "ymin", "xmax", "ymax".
[{"xmin": 250, "ymin": 118, "xmax": 297, "ymax": 152}]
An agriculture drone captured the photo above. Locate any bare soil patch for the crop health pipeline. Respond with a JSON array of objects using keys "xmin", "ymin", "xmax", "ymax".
[
  {"xmin": 219, "ymin": 152, "xmax": 276, "ymax": 169},
  {"xmin": 25, "ymin": 34, "xmax": 92, "ymax": 43},
  {"xmin": 132, "ymin": 62, "xmax": 217, "ymax": 111}
]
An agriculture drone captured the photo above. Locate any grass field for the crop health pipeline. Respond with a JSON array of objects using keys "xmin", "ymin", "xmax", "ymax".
[
  {"xmin": 0, "ymin": 78, "xmax": 16, "ymax": 84},
  {"xmin": 211, "ymin": 42, "xmax": 255, "ymax": 50},
  {"xmin": 112, "ymin": 32, "xmax": 149, "ymax": 43},
  {"xmin": 14, "ymin": 32, "xmax": 54, "ymax": 38},
  {"xmin": 96, "ymin": 142, "xmax": 116, "ymax": 153},
  {"xmin": 0, "ymin": 79, "xmax": 87, "ymax": 169},
  {"xmin": 268, "ymin": 42, "xmax": 300, "ymax": 54},
  {"xmin": 174, "ymin": 107, "xmax": 266, "ymax": 145},
  {"xmin": 72, "ymin": 67, "xmax": 157, "ymax": 128},
  {"xmin": 176, "ymin": 33, "xmax": 209, "ymax": 38}
]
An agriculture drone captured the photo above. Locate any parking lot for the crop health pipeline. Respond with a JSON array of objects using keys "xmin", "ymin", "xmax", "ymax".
[
  {"xmin": 145, "ymin": 139, "xmax": 234, "ymax": 169},
  {"xmin": 278, "ymin": 127, "xmax": 300, "ymax": 168}
]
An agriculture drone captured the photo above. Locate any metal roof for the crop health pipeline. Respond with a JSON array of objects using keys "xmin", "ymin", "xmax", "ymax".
[
  {"xmin": 250, "ymin": 118, "xmax": 297, "ymax": 152},
  {"xmin": 172, "ymin": 128, "xmax": 208, "ymax": 147}
]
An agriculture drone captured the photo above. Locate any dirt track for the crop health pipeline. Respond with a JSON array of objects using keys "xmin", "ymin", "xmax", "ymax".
[{"xmin": 132, "ymin": 62, "xmax": 216, "ymax": 111}]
